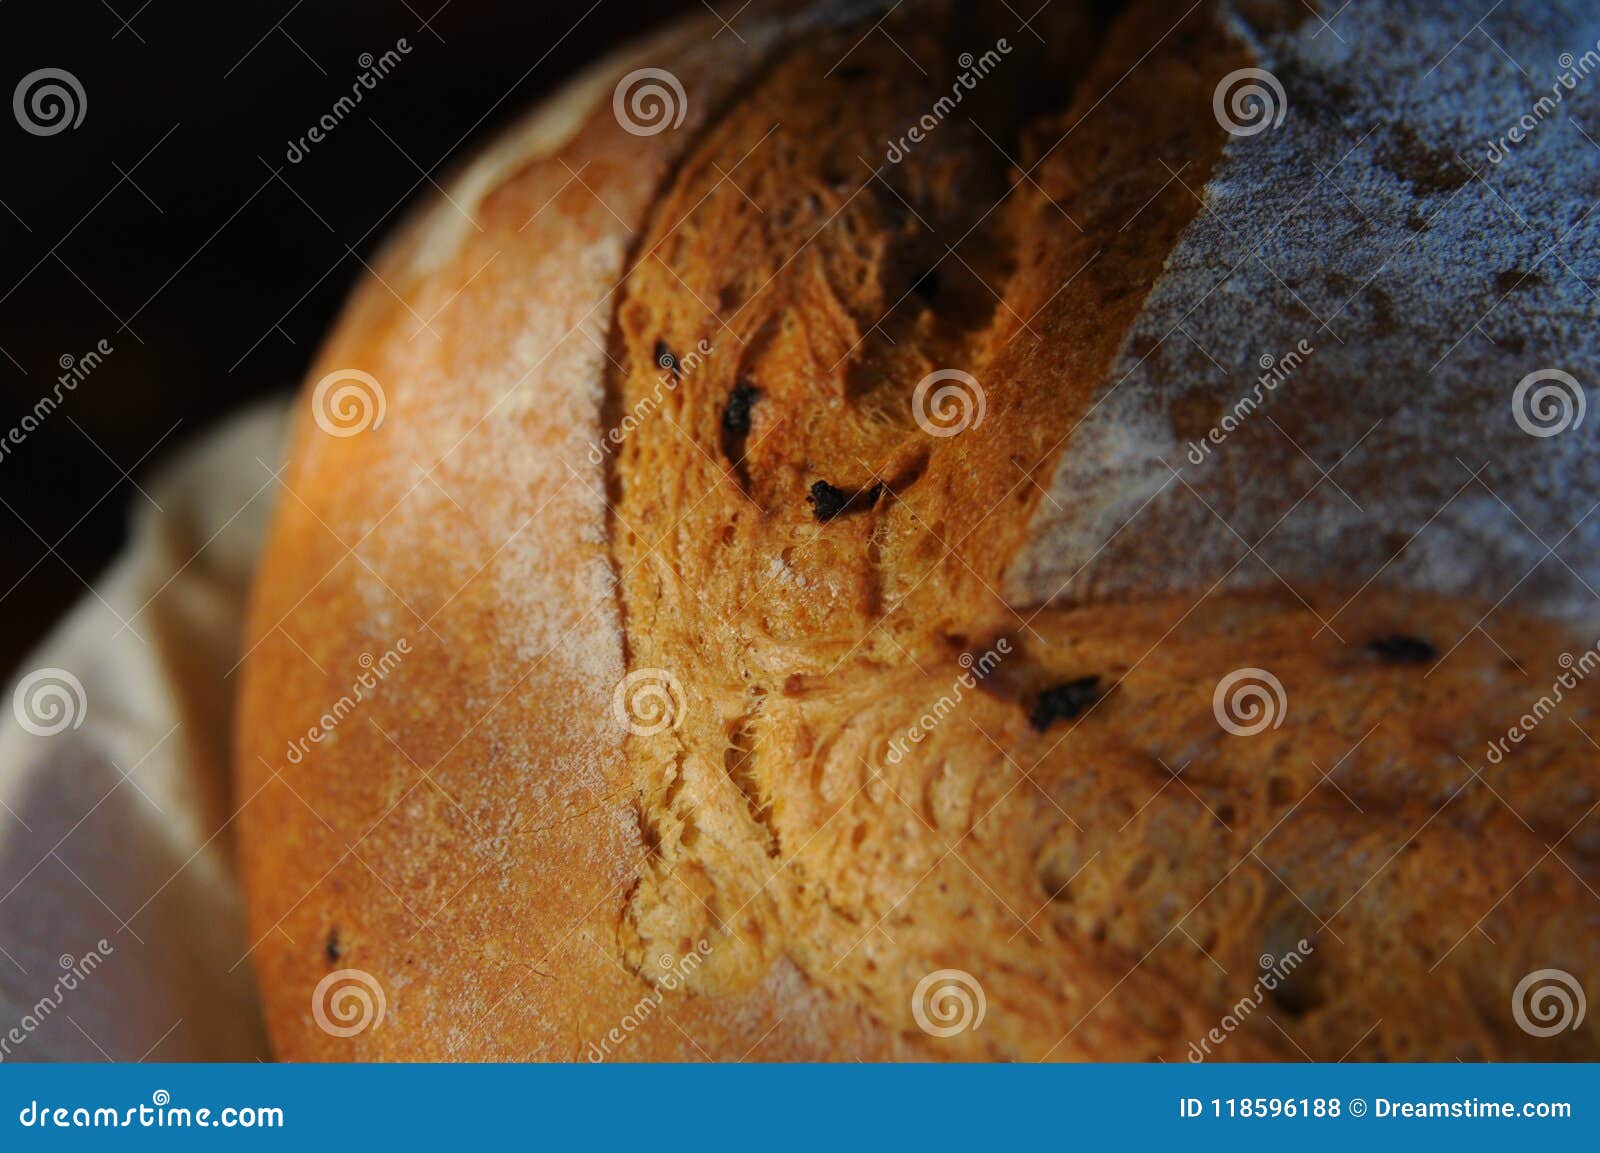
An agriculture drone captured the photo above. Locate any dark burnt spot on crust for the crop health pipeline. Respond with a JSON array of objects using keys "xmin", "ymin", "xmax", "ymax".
[
  {"xmin": 809, "ymin": 480, "xmax": 849, "ymax": 521},
  {"xmin": 1495, "ymin": 267, "xmax": 1542, "ymax": 294},
  {"xmin": 1028, "ymin": 676, "xmax": 1102, "ymax": 731},
  {"xmin": 1263, "ymin": 933, "xmax": 1329, "ymax": 1017},
  {"xmin": 1367, "ymin": 634, "xmax": 1436, "ymax": 664},
  {"xmin": 1377, "ymin": 123, "xmax": 1471, "ymax": 194},
  {"xmin": 722, "ymin": 380, "xmax": 761, "ymax": 496},
  {"xmin": 722, "ymin": 380, "xmax": 760, "ymax": 438},
  {"xmin": 654, "ymin": 339, "xmax": 681, "ymax": 379},
  {"xmin": 807, "ymin": 479, "xmax": 884, "ymax": 522},
  {"xmin": 325, "ymin": 927, "xmax": 343, "ymax": 963},
  {"xmin": 722, "ymin": 379, "xmax": 761, "ymax": 493}
]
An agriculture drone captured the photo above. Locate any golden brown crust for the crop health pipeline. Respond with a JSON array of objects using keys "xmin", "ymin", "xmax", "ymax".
[
  {"xmin": 239, "ymin": 0, "xmax": 1600, "ymax": 1061},
  {"xmin": 236, "ymin": 2, "xmax": 890, "ymax": 1060}
]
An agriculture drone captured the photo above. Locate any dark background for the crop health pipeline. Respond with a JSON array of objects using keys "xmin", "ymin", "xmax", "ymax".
[{"xmin": 0, "ymin": 0, "xmax": 695, "ymax": 680}]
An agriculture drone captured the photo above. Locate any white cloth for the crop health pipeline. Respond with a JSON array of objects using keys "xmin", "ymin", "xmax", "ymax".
[{"xmin": 0, "ymin": 401, "xmax": 289, "ymax": 1062}]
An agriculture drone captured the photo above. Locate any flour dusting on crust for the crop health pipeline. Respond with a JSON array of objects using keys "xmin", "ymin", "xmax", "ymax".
[{"xmin": 1008, "ymin": 0, "xmax": 1600, "ymax": 622}]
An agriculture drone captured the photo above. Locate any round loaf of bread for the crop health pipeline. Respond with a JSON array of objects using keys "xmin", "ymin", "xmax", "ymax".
[{"xmin": 237, "ymin": 0, "xmax": 1600, "ymax": 1059}]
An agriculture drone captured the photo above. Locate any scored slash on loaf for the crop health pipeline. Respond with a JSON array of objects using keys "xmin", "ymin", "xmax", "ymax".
[{"xmin": 236, "ymin": 0, "xmax": 1600, "ymax": 1061}]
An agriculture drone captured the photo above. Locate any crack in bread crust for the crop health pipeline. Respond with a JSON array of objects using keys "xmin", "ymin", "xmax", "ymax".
[
  {"xmin": 605, "ymin": 0, "xmax": 1600, "ymax": 1061},
  {"xmin": 239, "ymin": 0, "xmax": 1600, "ymax": 1062},
  {"xmin": 609, "ymin": 0, "xmax": 1238, "ymax": 1056}
]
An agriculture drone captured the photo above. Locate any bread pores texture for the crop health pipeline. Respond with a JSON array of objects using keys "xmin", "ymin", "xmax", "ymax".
[{"xmin": 237, "ymin": 0, "xmax": 1600, "ymax": 1060}]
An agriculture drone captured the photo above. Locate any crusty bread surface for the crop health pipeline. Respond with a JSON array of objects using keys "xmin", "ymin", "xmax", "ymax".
[{"xmin": 237, "ymin": 0, "xmax": 1600, "ymax": 1060}]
